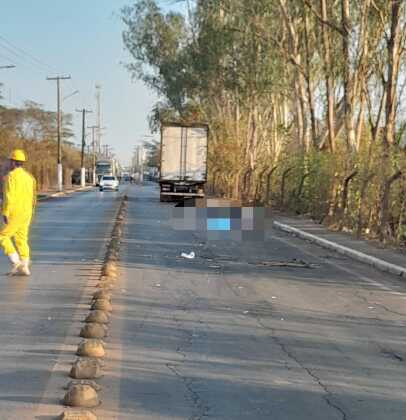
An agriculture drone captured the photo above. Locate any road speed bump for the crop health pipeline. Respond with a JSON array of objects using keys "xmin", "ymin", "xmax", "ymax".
[
  {"xmin": 77, "ymin": 339, "xmax": 105, "ymax": 358},
  {"xmin": 60, "ymin": 410, "xmax": 97, "ymax": 420},
  {"xmin": 92, "ymin": 290, "xmax": 112, "ymax": 301},
  {"xmin": 85, "ymin": 310, "xmax": 110, "ymax": 324},
  {"xmin": 61, "ymin": 195, "xmax": 128, "ymax": 413},
  {"xmin": 63, "ymin": 384, "xmax": 99, "ymax": 408},
  {"xmin": 66, "ymin": 380, "xmax": 102, "ymax": 392},
  {"xmin": 80, "ymin": 323, "xmax": 107, "ymax": 339},
  {"xmin": 105, "ymin": 252, "xmax": 118, "ymax": 262},
  {"xmin": 96, "ymin": 281, "xmax": 114, "ymax": 289},
  {"xmin": 91, "ymin": 299, "xmax": 113, "ymax": 312},
  {"xmin": 103, "ymin": 263, "xmax": 117, "ymax": 278},
  {"xmin": 70, "ymin": 358, "xmax": 102, "ymax": 379},
  {"xmin": 113, "ymin": 227, "xmax": 122, "ymax": 236},
  {"xmin": 99, "ymin": 275, "xmax": 116, "ymax": 283},
  {"xmin": 109, "ymin": 238, "xmax": 120, "ymax": 249}
]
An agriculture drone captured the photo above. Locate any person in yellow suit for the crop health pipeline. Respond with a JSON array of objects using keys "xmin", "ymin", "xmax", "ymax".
[{"xmin": 0, "ymin": 149, "xmax": 36, "ymax": 276}]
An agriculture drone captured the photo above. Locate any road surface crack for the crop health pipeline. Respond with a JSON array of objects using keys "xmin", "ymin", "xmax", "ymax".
[
  {"xmin": 166, "ymin": 292, "xmax": 210, "ymax": 420},
  {"xmin": 380, "ymin": 349, "xmax": 403, "ymax": 362},
  {"xmin": 166, "ymin": 363, "xmax": 210, "ymax": 420},
  {"xmin": 355, "ymin": 291, "xmax": 406, "ymax": 317},
  {"xmin": 255, "ymin": 316, "xmax": 349, "ymax": 420}
]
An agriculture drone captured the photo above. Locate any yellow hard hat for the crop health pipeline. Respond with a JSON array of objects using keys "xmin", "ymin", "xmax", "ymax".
[{"xmin": 10, "ymin": 149, "xmax": 27, "ymax": 162}]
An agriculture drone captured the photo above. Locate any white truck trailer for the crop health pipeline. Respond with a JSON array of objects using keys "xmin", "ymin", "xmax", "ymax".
[
  {"xmin": 159, "ymin": 122, "xmax": 208, "ymax": 202},
  {"xmin": 95, "ymin": 159, "xmax": 116, "ymax": 185}
]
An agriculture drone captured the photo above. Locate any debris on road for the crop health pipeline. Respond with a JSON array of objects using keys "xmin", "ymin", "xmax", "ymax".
[
  {"xmin": 253, "ymin": 258, "xmax": 319, "ymax": 269},
  {"xmin": 181, "ymin": 251, "xmax": 195, "ymax": 259}
]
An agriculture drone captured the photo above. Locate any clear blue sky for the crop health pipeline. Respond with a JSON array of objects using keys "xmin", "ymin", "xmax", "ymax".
[{"xmin": 0, "ymin": 0, "xmax": 183, "ymax": 166}]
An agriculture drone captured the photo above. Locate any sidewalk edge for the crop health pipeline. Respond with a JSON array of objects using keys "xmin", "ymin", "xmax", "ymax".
[{"xmin": 273, "ymin": 221, "xmax": 406, "ymax": 278}]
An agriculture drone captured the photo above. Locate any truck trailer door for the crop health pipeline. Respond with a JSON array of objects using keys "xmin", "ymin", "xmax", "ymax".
[
  {"xmin": 185, "ymin": 126, "xmax": 208, "ymax": 182},
  {"xmin": 160, "ymin": 125, "xmax": 182, "ymax": 181}
]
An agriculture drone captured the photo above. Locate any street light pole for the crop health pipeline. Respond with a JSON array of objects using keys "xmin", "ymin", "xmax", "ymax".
[
  {"xmin": 87, "ymin": 125, "xmax": 98, "ymax": 185},
  {"xmin": 46, "ymin": 75, "xmax": 71, "ymax": 192}
]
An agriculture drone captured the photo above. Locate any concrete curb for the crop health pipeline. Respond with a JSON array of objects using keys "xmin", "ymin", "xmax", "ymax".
[{"xmin": 273, "ymin": 221, "xmax": 406, "ymax": 278}]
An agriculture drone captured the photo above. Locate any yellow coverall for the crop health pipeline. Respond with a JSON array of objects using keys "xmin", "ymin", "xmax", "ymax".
[{"xmin": 0, "ymin": 167, "xmax": 36, "ymax": 259}]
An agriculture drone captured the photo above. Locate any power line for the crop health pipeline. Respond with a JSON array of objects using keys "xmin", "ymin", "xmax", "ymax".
[
  {"xmin": 0, "ymin": 34, "xmax": 56, "ymax": 73},
  {"xmin": 0, "ymin": 40, "xmax": 49, "ymax": 73},
  {"xmin": 0, "ymin": 49, "xmax": 45, "ymax": 75}
]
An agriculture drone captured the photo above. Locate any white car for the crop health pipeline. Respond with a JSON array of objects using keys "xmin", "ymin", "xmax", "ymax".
[{"xmin": 99, "ymin": 175, "xmax": 119, "ymax": 191}]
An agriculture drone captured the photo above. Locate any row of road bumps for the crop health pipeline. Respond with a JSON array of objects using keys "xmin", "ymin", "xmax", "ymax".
[{"xmin": 60, "ymin": 195, "xmax": 128, "ymax": 420}]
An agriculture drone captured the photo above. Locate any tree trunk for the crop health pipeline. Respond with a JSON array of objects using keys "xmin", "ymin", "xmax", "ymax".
[
  {"xmin": 379, "ymin": 170, "xmax": 402, "ymax": 242},
  {"xmin": 265, "ymin": 166, "xmax": 278, "ymax": 205},
  {"xmin": 356, "ymin": 173, "xmax": 374, "ymax": 237},
  {"xmin": 304, "ymin": 13, "xmax": 317, "ymax": 148},
  {"xmin": 341, "ymin": 0, "xmax": 356, "ymax": 150},
  {"xmin": 280, "ymin": 167, "xmax": 293, "ymax": 208},
  {"xmin": 378, "ymin": 0, "xmax": 403, "ymax": 241},
  {"xmin": 320, "ymin": 0, "xmax": 336, "ymax": 152},
  {"xmin": 338, "ymin": 170, "xmax": 358, "ymax": 229},
  {"xmin": 383, "ymin": 0, "xmax": 402, "ymax": 148}
]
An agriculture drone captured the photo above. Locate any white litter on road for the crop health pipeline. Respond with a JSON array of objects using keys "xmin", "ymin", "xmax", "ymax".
[{"xmin": 181, "ymin": 251, "xmax": 195, "ymax": 259}]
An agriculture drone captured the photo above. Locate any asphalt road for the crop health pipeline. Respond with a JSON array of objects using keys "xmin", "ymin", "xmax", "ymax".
[
  {"xmin": 97, "ymin": 185, "xmax": 406, "ymax": 420},
  {"xmin": 0, "ymin": 188, "xmax": 121, "ymax": 419},
  {"xmin": 1, "ymin": 184, "xmax": 406, "ymax": 419}
]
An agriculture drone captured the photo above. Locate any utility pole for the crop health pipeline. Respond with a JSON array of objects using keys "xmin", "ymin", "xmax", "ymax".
[
  {"xmin": 95, "ymin": 84, "xmax": 102, "ymax": 154},
  {"xmin": 88, "ymin": 125, "xmax": 98, "ymax": 185},
  {"xmin": 76, "ymin": 108, "xmax": 92, "ymax": 187},
  {"xmin": 47, "ymin": 75, "xmax": 71, "ymax": 192},
  {"xmin": 103, "ymin": 144, "xmax": 111, "ymax": 158}
]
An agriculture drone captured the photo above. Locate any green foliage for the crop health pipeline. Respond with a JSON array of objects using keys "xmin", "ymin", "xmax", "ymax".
[
  {"xmin": 143, "ymin": 138, "xmax": 160, "ymax": 168},
  {"xmin": 122, "ymin": 0, "xmax": 406, "ymax": 245},
  {"xmin": 0, "ymin": 101, "xmax": 82, "ymax": 190}
]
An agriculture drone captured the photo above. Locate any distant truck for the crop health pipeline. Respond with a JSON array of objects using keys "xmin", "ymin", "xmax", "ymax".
[
  {"xmin": 95, "ymin": 159, "xmax": 116, "ymax": 185},
  {"xmin": 159, "ymin": 122, "xmax": 208, "ymax": 202}
]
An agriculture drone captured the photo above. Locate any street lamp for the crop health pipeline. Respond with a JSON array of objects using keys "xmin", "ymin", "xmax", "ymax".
[{"xmin": 63, "ymin": 90, "xmax": 79, "ymax": 102}]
